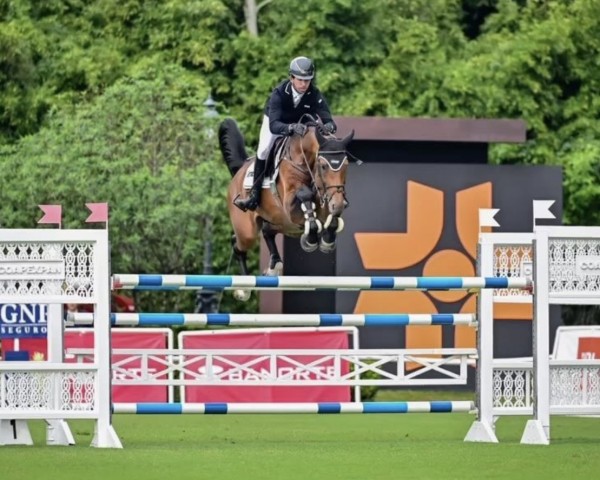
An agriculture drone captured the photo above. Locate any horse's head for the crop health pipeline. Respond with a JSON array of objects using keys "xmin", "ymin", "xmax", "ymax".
[{"xmin": 314, "ymin": 128, "xmax": 354, "ymax": 216}]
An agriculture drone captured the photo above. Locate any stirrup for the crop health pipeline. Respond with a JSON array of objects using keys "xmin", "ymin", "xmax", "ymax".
[{"xmin": 234, "ymin": 192, "xmax": 259, "ymax": 212}]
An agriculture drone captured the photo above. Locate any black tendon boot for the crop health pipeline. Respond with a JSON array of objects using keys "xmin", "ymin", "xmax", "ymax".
[{"xmin": 234, "ymin": 159, "xmax": 266, "ymax": 212}]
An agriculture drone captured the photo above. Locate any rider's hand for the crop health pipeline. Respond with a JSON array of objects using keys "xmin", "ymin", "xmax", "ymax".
[
  {"xmin": 323, "ymin": 122, "xmax": 336, "ymax": 135},
  {"xmin": 288, "ymin": 123, "xmax": 307, "ymax": 136}
]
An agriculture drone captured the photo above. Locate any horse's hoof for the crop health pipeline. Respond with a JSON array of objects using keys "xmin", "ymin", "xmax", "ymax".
[
  {"xmin": 319, "ymin": 240, "xmax": 336, "ymax": 254},
  {"xmin": 300, "ymin": 235, "xmax": 318, "ymax": 253},
  {"xmin": 265, "ymin": 262, "xmax": 283, "ymax": 276},
  {"xmin": 233, "ymin": 289, "xmax": 251, "ymax": 302}
]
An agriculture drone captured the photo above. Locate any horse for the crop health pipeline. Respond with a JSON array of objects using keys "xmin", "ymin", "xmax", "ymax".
[{"xmin": 219, "ymin": 117, "xmax": 354, "ymax": 301}]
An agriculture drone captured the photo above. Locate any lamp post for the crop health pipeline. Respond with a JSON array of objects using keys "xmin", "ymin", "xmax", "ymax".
[
  {"xmin": 196, "ymin": 93, "xmax": 219, "ymax": 314},
  {"xmin": 203, "ymin": 94, "xmax": 218, "ymax": 119}
]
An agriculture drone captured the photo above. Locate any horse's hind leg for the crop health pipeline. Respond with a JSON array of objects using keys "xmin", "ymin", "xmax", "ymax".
[
  {"xmin": 232, "ymin": 234, "xmax": 251, "ymax": 273},
  {"xmin": 262, "ymin": 224, "xmax": 283, "ymax": 276},
  {"xmin": 231, "ymin": 234, "xmax": 252, "ymax": 302},
  {"xmin": 296, "ymin": 185, "xmax": 321, "ymax": 253}
]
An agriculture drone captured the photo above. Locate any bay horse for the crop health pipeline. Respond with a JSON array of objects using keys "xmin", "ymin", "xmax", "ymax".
[{"xmin": 219, "ymin": 117, "xmax": 353, "ymax": 301}]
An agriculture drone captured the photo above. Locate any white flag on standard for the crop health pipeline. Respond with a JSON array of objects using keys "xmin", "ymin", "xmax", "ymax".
[
  {"xmin": 479, "ymin": 208, "xmax": 500, "ymax": 228},
  {"xmin": 533, "ymin": 200, "xmax": 556, "ymax": 220}
]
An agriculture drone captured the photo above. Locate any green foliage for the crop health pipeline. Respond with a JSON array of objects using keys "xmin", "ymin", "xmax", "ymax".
[
  {"xmin": 0, "ymin": 14, "xmax": 50, "ymax": 142},
  {"xmin": 561, "ymin": 139, "xmax": 600, "ymax": 226},
  {"xmin": 0, "ymin": 0, "xmax": 237, "ymax": 143},
  {"xmin": 0, "ymin": 60, "xmax": 254, "ymax": 312}
]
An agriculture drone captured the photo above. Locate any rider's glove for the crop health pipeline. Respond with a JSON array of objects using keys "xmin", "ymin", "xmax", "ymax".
[
  {"xmin": 287, "ymin": 123, "xmax": 307, "ymax": 136},
  {"xmin": 323, "ymin": 122, "xmax": 337, "ymax": 135}
]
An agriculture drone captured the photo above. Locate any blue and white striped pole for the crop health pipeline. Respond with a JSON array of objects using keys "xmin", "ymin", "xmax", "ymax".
[
  {"xmin": 113, "ymin": 401, "xmax": 474, "ymax": 415},
  {"xmin": 113, "ymin": 274, "xmax": 530, "ymax": 292},
  {"xmin": 69, "ymin": 312, "xmax": 477, "ymax": 327}
]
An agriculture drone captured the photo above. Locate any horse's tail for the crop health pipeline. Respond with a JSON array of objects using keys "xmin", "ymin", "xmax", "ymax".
[{"xmin": 218, "ymin": 118, "xmax": 248, "ymax": 177}]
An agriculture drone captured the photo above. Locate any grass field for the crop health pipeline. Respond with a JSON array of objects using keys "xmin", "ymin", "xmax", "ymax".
[{"xmin": 3, "ymin": 392, "xmax": 600, "ymax": 480}]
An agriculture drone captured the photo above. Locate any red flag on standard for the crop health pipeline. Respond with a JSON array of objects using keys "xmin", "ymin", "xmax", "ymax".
[
  {"xmin": 86, "ymin": 203, "xmax": 109, "ymax": 223},
  {"xmin": 38, "ymin": 205, "xmax": 62, "ymax": 226}
]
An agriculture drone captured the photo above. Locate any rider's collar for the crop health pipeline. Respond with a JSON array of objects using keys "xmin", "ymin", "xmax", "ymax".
[{"xmin": 291, "ymin": 87, "xmax": 304, "ymax": 107}]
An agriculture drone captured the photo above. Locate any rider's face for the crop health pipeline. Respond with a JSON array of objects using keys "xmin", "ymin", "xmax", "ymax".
[{"xmin": 290, "ymin": 76, "xmax": 311, "ymax": 93}]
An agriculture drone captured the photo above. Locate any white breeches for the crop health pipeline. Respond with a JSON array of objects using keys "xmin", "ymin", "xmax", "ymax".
[{"xmin": 256, "ymin": 115, "xmax": 282, "ymax": 161}]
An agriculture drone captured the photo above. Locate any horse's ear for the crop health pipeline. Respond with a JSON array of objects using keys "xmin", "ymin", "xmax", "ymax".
[
  {"xmin": 315, "ymin": 125, "xmax": 327, "ymax": 145},
  {"xmin": 342, "ymin": 129, "xmax": 355, "ymax": 147}
]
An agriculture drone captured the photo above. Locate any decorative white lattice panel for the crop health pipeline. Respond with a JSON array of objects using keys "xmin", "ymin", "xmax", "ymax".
[
  {"xmin": 0, "ymin": 241, "xmax": 96, "ymax": 299},
  {"xmin": 1, "ymin": 371, "xmax": 96, "ymax": 413},
  {"xmin": 550, "ymin": 366, "xmax": 600, "ymax": 407},
  {"xmin": 493, "ymin": 368, "xmax": 531, "ymax": 409},
  {"xmin": 493, "ymin": 364, "xmax": 600, "ymax": 413},
  {"xmin": 493, "ymin": 244, "xmax": 533, "ymax": 301},
  {"xmin": 548, "ymin": 239, "xmax": 600, "ymax": 296}
]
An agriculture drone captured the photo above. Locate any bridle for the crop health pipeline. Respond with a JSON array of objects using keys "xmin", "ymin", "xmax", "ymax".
[{"xmin": 313, "ymin": 150, "xmax": 349, "ymax": 210}]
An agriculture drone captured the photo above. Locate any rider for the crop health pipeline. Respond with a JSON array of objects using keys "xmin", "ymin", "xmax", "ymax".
[{"xmin": 234, "ymin": 56, "xmax": 337, "ymax": 212}]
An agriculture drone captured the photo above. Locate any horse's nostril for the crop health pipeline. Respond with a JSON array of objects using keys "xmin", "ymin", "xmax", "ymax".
[{"xmin": 330, "ymin": 201, "xmax": 345, "ymax": 216}]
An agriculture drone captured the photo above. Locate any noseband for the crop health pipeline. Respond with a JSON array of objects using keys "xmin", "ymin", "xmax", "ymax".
[{"xmin": 314, "ymin": 151, "xmax": 348, "ymax": 209}]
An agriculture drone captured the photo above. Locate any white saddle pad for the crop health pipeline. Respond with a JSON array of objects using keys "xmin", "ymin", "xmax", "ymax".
[{"xmin": 242, "ymin": 161, "xmax": 280, "ymax": 190}]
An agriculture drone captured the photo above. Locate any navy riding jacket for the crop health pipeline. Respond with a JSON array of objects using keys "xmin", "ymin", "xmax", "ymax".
[{"xmin": 264, "ymin": 80, "xmax": 336, "ymax": 136}]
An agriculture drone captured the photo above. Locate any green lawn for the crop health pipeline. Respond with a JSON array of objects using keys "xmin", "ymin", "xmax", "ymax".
[{"xmin": 2, "ymin": 404, "xmax": 600, "ymax": 480}]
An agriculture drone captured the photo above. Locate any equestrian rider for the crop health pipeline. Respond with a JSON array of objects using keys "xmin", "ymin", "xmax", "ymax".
[{"xmin": 234, "ymin": 56, "xmax": 337, "ymax": 212}]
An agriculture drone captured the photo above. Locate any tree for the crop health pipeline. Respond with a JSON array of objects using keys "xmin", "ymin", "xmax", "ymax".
[
  {"xmin": 243, "ymin": 0, "xmax": 275, "ymax": 37},
  {"xmin": 0, "ymin": 60, "xmax": 248, "ymax": 312},
  {"xmin": 0, "ymin": 0, "xmax": 237, "ymax": 145},
  {"xmin": 0, "ymin": 10, "xmax": 50, "ymax": 142}
]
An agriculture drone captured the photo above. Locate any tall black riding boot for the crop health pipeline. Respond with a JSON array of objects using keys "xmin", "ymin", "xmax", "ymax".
[{"xmin": 234, "ymin": 159, "xmax": 266, "ymax": 212}]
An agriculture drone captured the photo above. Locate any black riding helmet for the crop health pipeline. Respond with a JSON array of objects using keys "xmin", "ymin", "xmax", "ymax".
[{"xmin": 289, "ymin": 56, "xmax": 315, "ymax": 80}]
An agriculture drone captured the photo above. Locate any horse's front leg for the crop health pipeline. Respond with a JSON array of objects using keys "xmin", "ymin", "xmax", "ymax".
[
  {"xmin": 319, "ymin": 214, "xmax": 345, "ymax": 254},
  {"xmin": 296, "ymin": 185, "xmax": 321, "ymax": 253},
  {"xmin": 262, "ymin": 223, "xmax": 283, "ymax": 276}
]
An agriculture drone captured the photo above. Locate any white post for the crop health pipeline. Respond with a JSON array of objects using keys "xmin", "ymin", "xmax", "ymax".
[
  {"xmin": 521, "ymin": 230, "xmax": 550, "ymax": 445},
  {"xmin": 0, "ymin": 420, "xmax": 33, "ymax": 445},
  {"xmin": 46, "ymin": 304, "xmax": 64, "ymax": 362},
  {"xmin": 465, "ymin": 236, "xmax": 498, "ymax": 442},
  {"xmin": 45, "ymin": 304, "xmax": 75, "ymax": 445},
  {"xmin": 90, "ymin": 230, "xmax": 122, "ymax": 448}
]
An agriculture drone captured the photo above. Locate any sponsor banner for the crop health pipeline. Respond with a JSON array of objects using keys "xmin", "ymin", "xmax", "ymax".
[
  {"xmin": 576, "ymin": 256, "xmax": 600, "ymax": 276},
  {"xmin": 1, "ymin": 329, "xmax": 169, "ymax": 402},
  {"xmin": 0, "ymin": 260, "xmax": 64, "ymax": 280},
  {"xmin": 0, "ymin": 304, "xmax": 48, "ymax": 339},
  {"xmin": 553, "ymin": 327, "xmax": 600, "ymax": 360},
  {"xmin": 182, "ymin": 330, "xmax": 350, "ymax": 403},
  {"xmin": 577, "ymin": 337, "xmax": 600, "ymax": 360}
]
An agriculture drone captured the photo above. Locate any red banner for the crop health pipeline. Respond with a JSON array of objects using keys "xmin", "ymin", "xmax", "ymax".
[
  {"xmin": 181, "ymin": 330, "xmax": 351, "ymax": 403},
  {"xmin": 1, "ymin": 329, "xmax": 170, "ymax": 402},
  {"xmin": 577, "ymin": 337, "xmax": 600, "ymax": 360}
]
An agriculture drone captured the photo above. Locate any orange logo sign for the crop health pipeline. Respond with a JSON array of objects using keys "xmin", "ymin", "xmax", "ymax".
[{"xmin": 354, "ymin": 180, "xmax": 530, "ymax": 355}]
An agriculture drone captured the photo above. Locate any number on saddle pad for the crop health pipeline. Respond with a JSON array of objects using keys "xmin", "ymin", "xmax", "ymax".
[{"xmin": 242, "ymin": 161, "xmax": 277, "ymax": 190}]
